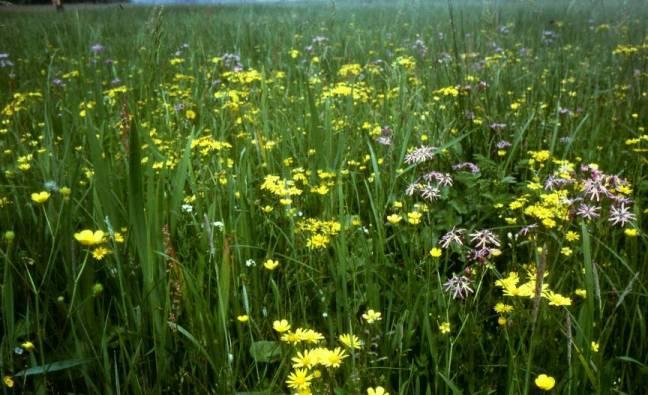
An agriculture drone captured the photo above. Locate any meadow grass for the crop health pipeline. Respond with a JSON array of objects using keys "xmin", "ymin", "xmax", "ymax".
[{"xmin": 0, "ymin": 1, "xmax": 647, "ymax": 393}]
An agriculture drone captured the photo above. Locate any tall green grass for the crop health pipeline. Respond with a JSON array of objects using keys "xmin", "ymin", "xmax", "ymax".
[{"xmin": 0, "ymin": 1, "xmax": 646, "ymax": 393}]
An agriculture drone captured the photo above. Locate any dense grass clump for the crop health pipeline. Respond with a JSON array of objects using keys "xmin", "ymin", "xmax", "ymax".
[{"xmin": 0, "ymin": 1, "xmax": 646, "ymax": 393}]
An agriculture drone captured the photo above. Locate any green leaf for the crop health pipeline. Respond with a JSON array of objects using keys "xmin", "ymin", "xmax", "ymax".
[
  {"xmin": 249, "ymin": 340, "xmax": 281, "ymax": 362},
  {"xmin": 14, "ymin": 358, "xmax": 91, "ymax": 377}
]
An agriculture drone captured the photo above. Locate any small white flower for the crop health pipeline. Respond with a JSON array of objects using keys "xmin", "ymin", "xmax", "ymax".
[
  {"xmin": 245, "ymin": 259, "xmax": 256, "ymax": 267},
  {"xmin": 181, "ymin": 204, "xmax": 193, "ymax": 213}
]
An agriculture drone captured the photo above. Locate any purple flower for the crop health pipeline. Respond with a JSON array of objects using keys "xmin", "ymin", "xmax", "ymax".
[
  {"xmin": 90, "ymin": 44, "xmax": 105, "ymax": 55},
  {"xmin": 440, "ymin": 227, "xmax": 466, "ymax": 249},
  {"xmin": 576, "ymin": 204, "xmax": 600, "ymax": 220},
  {"xmin": 423, "ymin": 171, "xmax": 453, "ymax": 187},
  {"xmin": 420, "ymin": 184, "xmax": 441, "ymax": 201},
  {"xmin": 469, "ymin": 229, "xmax": 500, "ymax": 249},
  {"xmin": 609, "ymin": 204, "xmax": 635, "ymax": 227},
  {"xmin": 452, "ymin": 162, "xmax": 480, "ymax": 174},
  {"xmin": 582, "ymin": 178, "xmax": 608, "ymax": 202},
  {"xmin": 404, "ymin": 145, "xmax": 436, "ymax": 165},
  {"xmin": 0, "ymin": 52, "xmax": 14, "ymax": 68},
  {"xmin": 496, "ymin": 140, "xmax": 511, "ymax": 149},
  {"xmin": 443, "ymin": 274, "xmax": 474, "ymax": 300},
  {"xmin": 517, "ymin": 223, "xmax": 538, "ymax": 237},
  {"xmin": 467, "ymin": 247, "xmax": 491, "ymax": 263}
]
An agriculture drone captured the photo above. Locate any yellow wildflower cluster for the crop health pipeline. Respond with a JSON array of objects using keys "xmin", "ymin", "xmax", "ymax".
[
  {"xmin": 1, "ymin": 91, "xmax": 42, "ymax": 118},
  {"xmin": 191, "ymin": 135, "xmax": 233, "ymax": 156},
  {"xmin": 297, "ymin": 218, "xmax": 342, "ymax": 249},
  {"xmin": 261, "ymin": 174, "xmax": 303, "ymax": 205},
  {"xmin": 495, "ymin": 268, "xmax": 572, "ymax": 307},
  {"xmin": 222, "ymin": 68, "xmax": 263, "ymax": 84},
  {"xmin": 521, "ymin": 190, "xmax": 570, "ymax": 229},
  {"xmin": 73, "ymin": 229, "xmax": 121, "ymax": 260},
  {"xmin": 338, "ymin": 63, "xmax": 363, "ymax": 78},
  {"xmin": 612, "ymin": 43, "xmax": 648, "ymax": 56},
  {"xmin": 321, "ymin": 81, "xmax": 372, "ymax": 103},
  {"xmin": 272, "ymin": 319, "xmax": 374, "ymax": 394}
]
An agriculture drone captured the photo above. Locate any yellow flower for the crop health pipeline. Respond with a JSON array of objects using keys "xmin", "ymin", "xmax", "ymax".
[
  {"xmin": 291, "ymin": 349, "xmax": 318, "ymax": 369},
  {"xmin": 591, "ymin": 341, "xmax": 599, "ymax": 353},
  {"xmin": 362, "ymin": 309, "xmax": 382, "ymax": 324},
  {"xmin": 31, "ymin": 191, "xmax": 51, "ymax": 204},
  {"xmin": 575, "ymin": 289, "xmax": 587, "ymax": 298},
  {"xmin": 534, "ymin": 374, "xmax": 556, "ymax": 391},
  {"xmin": 21, "ymin": 341, "xmax": 35, "ymax": 352},
  {"xmin": 560, "ymin": 247, "xmax": 573, "ymax": 256},
  {"xmin": 74, "ymin": 230, "xmax": 105, "ymax": 246},
  {"xmin": 92, "ymin": 247, "xmax": 111, "ymax": 260},
  {"xmin": 59, "ymin": 186, "xmax": 71, "ymax": 198},
  {"xmin": 429, "ymin": 247, "xmax": 442, "ymax": 258},
  {"xmin": 544, "ymin": 291, "xmax": 572, "ymax": 307},
  {"xmin": 565, "ymin": 231, "xmax": 580, "ymax": 242},
  {"xmin": 367, "ymin": 386, "xmax": 389, "ymax": 395},
  {"xmin": 439, "ymin": 321, "xmax": 451, "ymax": 334},
  {"xmin": 299, "ymin": 328, "xmax": 325, "ymax": 344},
  {"xmin": 494, "ymin": 303, "xmax": 513, "ymax": 314},
  {"xmin": 285, "ymin": 368, "xmax": 313, "ymax": 391},
  {"xmin": 339, "ymin": 333, "xmax": 362, "ymax": 349},
  {"xmin": 273, "ymin": 319, "xmax": 291, "ymax": 333},
  {"xmin": 497, "ymin": 316, "xmax": 508, "ymax": 326},
  {"xmin": 624, "ymin": 228, "xmax": 639, "ymax": 237},
  {"xmin": 113, "ymin": 232, "xmax": 125, "ymax": 243},
  {"xmin": 386, "ymin": 214, "xmax": 402, "ymax": 224},
  {"xmin": 264, "ymin": 259, "xmax": 280, "ymax": 271},
  {"xmin": 319, "ymin": 347, "xmax": 347, "ymax": 368},
  {"xmin": 407, "ymin": 211, "xmax": 422, "ymax": 225},
  {"xmin": 237, "ymin": 315, "xmax": 249, "ymax": 323},
  {"xmin": 185, "ymin": 109, "xmax": 196, "ymax": 120},
  {"xmin": 3, "ymin": 376, "xmax": 14, "ymax": 388}
]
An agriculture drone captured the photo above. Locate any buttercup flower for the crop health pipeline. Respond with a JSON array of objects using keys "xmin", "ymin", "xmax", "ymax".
[
  {"xmin": 31, "ymin": 191, "xmax": 51, "ymax": 204},
  {"xmin": 367, "ymin": 386, "xmax": 389, "ymax": 395},
  {"xmin": 535, "ymin": 374, "xmax": 556, "ymax": 391},
  {"xmin": 74, "ymin": 230, "xmax": 105, "ymax": 246},
  {"xmin": 362, "ymin": 309, "xmax": 382, "ymax": 323},
  {"xmin": 273, "ymin": 319, "xmax": 291, "ymax": 333},
  {"xmin": 264, "ymin": 259, "xmax": 280, "ymax": 271}
]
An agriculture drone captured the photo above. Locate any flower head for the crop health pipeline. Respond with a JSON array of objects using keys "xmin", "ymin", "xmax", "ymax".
[
  {"xmin": 362, "ymin": 309, "xmax": 382, "ymax": 324},
  {"xmin": 339, "ymin": 333, "xmax": 362, "ymax": 349},
  {"xmin": 273, "ymin": 319, "xmax": 291, "ymax": 333},
  {"xmin": 535, "ymin": 374, "xmax": 556, "ymax": 391},
  {"xmin": 31, "ymin": 191, "xmax": 51, "ymax": 204},
  {"xmin": 443, "ymin": 274, "xmax": 474, "ymax": 299},
  {"xmin": 264, "ymin": 259, "xmax": 280, "ymax": 271},
  {"xmin": 74, "ymin": 230, "xmax": 105, "ymax": 246},
  {"xmin": 367, "ymin": 386, "xmax": 389, "ymax": 395},
  {"xmin": 286, "ymin": 368, "xmax": 313, "ymax": 391}
]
